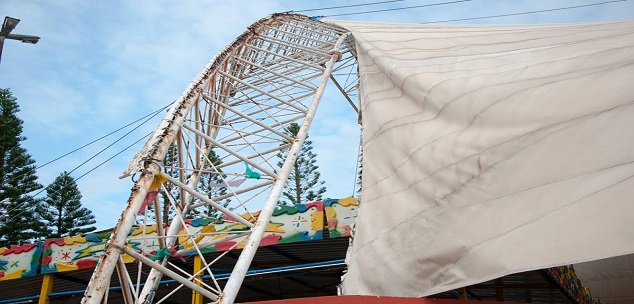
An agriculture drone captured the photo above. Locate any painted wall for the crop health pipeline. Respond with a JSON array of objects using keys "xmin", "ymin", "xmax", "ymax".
[
  {"xmin": 0, "ymin": 243, "xmax": 42, "ymax": 281},
  {"xmin": 544, "ymin": 266, "xmax": 599, "ymax": 304},
  {"xmin": 325, "ymin": 197, "xmax": 358, "ymax": 238},
  {"xmin": 39, "ymin": 200, "xmax": 353, "ymax": 274}
]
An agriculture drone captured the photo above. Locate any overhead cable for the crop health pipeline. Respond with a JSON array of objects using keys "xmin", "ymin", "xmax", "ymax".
[
  {"xmin": 75, "ymin": 132, "xmax": 152, "ymax": 181},
  {"xmin": 319, "ymin": 0, "xmax": 471, "ymax": 18},
  {"xmin": 8, "ymin": 132, "xmax": 152, "ymax": 223},
  {"xmin": 293, "ymin": 0, "xmax": 405, "ymax": 13},
  {"xmin": 7, "ymin": 107, "xmax": 166, "ymax": 216},
  {"xmin": 423, "ymin": 0, "xmax": 629, "ymax": 23},
  {"xmin": 65, "ymin": 105, "xmax": 167, "ymax": 176},
  {"xmin": 36, "ymin": 103, "xmax": 170, "ymax": 170}
]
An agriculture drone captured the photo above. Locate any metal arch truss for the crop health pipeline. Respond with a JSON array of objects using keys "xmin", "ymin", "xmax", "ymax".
[{"xmin": 81, "ymin": 13, "xmax": 358, "ymax": 304}]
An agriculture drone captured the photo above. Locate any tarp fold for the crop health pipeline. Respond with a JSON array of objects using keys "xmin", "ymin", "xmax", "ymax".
[{"xmin": 327, "ymin": 19, "xmax": 634, "ymax": 297}]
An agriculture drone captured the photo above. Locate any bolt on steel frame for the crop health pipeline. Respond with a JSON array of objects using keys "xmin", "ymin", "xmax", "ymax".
[{"xmin": 81, "ymin": 14, "xmax": 359, "ymax": 304}]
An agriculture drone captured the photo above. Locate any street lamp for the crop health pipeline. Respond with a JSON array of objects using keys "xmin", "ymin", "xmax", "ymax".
[{"xmin": 0, "ymin": 16, "xmax": 41, "ymax": 64}]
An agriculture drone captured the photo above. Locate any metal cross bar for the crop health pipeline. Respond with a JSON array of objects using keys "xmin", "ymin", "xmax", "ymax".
[
  {"xmin": 248, "ymin": 44, "xmax": 326, "ymax": 71},
  {"xmin": 217, "ymin": 31, "xmax": 350, "ymax": 304},
  {"xmin": 214, "ymin": 143, "xmax": 291, "ymax": 169},
  {"xmin": 121, "ymin": 246, "xmax": 219, "ymax": 301},
  {"xmin": 201, "ymin": 93, "xmax": 294, "ymax": 141},
  {"xmin": 188, "ymin": 180, "xmax": 272, "ymax": 210},
  {"xmin": 232, "ymin": 56, "xmax": 318, "ymax": 90},
  {"xmin": 161, "ymin": 173, "xmax": 254, "ymax": 228},
  {"xmin": 262, "ymin": 25, "xmax": 337, "ymax": 46},
  {"xmin": 82, "ymin": 13, "xmax": 356, "ymax": 304},
  {"xmin": 182, "ymin": 124, "xmax": 277, "ymax": 178},
  {"xmin": 115, "ymin": 257, "xmax": 136, "ymax": 304},
  {"xmin": 217, "ymin": 70, "xmax": 308, "ymax": 113},
  {"xmin": 175, "ymin": 231, "xmax": 252, "ymax": 256}
]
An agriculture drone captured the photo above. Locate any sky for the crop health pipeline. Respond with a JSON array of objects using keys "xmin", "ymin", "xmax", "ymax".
[{"xmin": 0, "ymin": 0, "xmax": 632, "ymax": 230}]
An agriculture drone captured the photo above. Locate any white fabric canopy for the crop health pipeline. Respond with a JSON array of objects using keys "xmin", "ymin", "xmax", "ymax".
[
  {"xmin": 575, "ymin": 254, "xmax": 634, "ymax": 304},
  {"xmin": 327, "ymin": 19, "xmax": 634, "ymax": 297}
]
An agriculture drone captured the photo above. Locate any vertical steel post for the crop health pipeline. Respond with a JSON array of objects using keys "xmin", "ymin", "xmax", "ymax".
[
  {"xmin": 218, "ymin": 33, "xmax": 348, "ymax": 304},
  {"xmin": 38, "ymin": 273, "xmax": 54, "ymax": 304},
  {"xmin": 0, "ymin": 36, "xmax": 5, "ymax": 65},
  {"xmin": 81, "ymin": 171, "xmax": 155, "ymax": 304},
  {"xmin": 137, "ymin": 146, "xmax": 211, "ymax": 304},
  {"xmin": 192, "ymin": 255, "xmax": 204, "ymax": 304},
  {"xmin": 115, "ymin": 257, "xmax": 135, "ymax": 304}
]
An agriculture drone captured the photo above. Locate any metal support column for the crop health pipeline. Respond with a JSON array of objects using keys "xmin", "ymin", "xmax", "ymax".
[
  {"xmin": 38, "ymin": 274, "xmax": 54, "ymax": 304},
  {"xmin": 80, "ymin": 13, "xmax": 356, "ymax": 304},
  {"xmin": 81, "ymin": 171, "xmax": 156, "ymax": 304},
  {"xmin": 192, "ymin": 255, "xmax": 204, "ymax": 304},
  {"xmin": 218, "ymin": 33, "xmax": 348, "ymax": 304}
]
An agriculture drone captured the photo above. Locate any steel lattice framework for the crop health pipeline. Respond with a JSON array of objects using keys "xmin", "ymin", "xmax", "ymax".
[{"xmin": 81, "ymin": 13, "xmax": 358, "ymax": 304}]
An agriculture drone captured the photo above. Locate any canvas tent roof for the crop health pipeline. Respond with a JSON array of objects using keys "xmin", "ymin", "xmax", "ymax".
[{"xmin": 324, "ymin": 18, "xmax": 634, "ymax": 302}]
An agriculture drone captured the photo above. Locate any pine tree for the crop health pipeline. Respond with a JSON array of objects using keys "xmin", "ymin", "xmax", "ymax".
[
  {"xmin": 0, "ymin": 88, "xmax": 44, "ymax": 246},
  {"xmin": 277, "ymin": 123, "xmax": 326, "ymax": 205},
  {"xmin": 195, "ymin": 149, "xmax": 231, "ymax": 219},
  {"xmin": 158, "ymin": 144, "xmax": 180, "ymax": 222},
  {"xmin": 37, "ymin": 171, "xmax": 96, "ymax": 238}
]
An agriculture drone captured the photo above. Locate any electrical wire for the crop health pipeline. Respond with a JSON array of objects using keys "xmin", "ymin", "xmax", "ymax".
[
  {"xmin": 75, "ymin": 132, "xmax": 152, "ymax": 181},
  {"xmin": 423, "ymin": 0, "xmax": 629, "ymax": 23},
  {"xmin": 319, "ymin": 0, "xmax": 471, "ymax": 18},
  {"xmin": 65, "ymin": 105, "xmax": 165, "ymax": 177},
  {"xmin": 4, "ymin": 105, "xmax": 167, "ymax": 219},
  {"xmin": 35, "ymin": 103, "xmax": 170, "ymax": 170},
  {"xmin": 1, "ymin": 103, "xmax": 170, "ymax": 200},
  {"xmin": 292, "ymin": 0, "xmax": 405, "ymax": 13},
  {"xmin": 7, "ymin": 132, "xmax": 153, "ymax": 223}
]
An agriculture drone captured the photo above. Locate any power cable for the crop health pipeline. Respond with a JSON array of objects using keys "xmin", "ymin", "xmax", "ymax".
[
  {"xmin": 5, "ymin": 105, "xmax": 167, "ymax": 218},
  {"xmin": 422, "ymin": 0, "xmax": 629, "ymax": 23},
  {"xmin": 36, "ymin": 103, "xmax": 170, "ymax": 170},
  {"xmin": 75, "ymin": 132, "xmax": 152, "ymax": 181},
  {"xmin": 292, "ymin": 0, "xmax": 405, "ymax": 13},
  {"xmin": 8, "ymin": 132, "xmax": 153, "ymax": 223},
  {"xmin": 319, "ymin": 0, "xmax": 471, "ymax": 18},
  {"xmin": 64, "ymin": 105, "xmax": 165, "ymax": 177},
  {"xmin": 1, "ymin": 103, "xmax": 170, "ymax": 203}
]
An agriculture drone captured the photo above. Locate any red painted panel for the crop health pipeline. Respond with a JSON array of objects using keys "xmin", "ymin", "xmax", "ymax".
[{"xmin": 241, "ymin": 296, "xmax": 515, "ymax": 304}]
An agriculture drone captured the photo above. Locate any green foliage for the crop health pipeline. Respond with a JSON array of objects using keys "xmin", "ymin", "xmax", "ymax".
[
  {"xmin": 37, "ymin": 171, "xmax": 96, "ymax": 238},
  {"xmin": 0, "ymin": 89, "xmax": 44, "ymax": 246},
  {"xmin": 194, "ymin": 149, "xmax": 231, "ymax": 220},
  {"xmin": 277, "ymin": 123, "xmax": 326, "ymax": 205}
]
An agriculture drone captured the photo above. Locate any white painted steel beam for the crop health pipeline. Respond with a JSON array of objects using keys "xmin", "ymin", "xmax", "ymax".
[
  {"xmin": 217, "ymin": 32, "xmax": 349, "ymax": 304},
  {"xmin": 161, "ymin": 173, "xmax": 254, "ymax": 228},
  {"xmin": 182, "ymin": 124, "xmax": 277, "ymax": 178},
  {"xmin": 82, "ymin": 13, "xmax": 355, "ymax": 304},
  {"xmin": 217, "ymin": 70, "xmax": 308, "ymax": 113},
  {"xmin": 201, "ymin": 93, "xmax": 294, "ymax": 141},
  {"xmin": 121, "ymin": 246, "xmax": 219, "ymax": 301}
]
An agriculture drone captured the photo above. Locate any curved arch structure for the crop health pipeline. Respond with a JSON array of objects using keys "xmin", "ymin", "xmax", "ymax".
[{"xmin": 81, "ymin": 13, "xmax": 358, "ymax": 304}]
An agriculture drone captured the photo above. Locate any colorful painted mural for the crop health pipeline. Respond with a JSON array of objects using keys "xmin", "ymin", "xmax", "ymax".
[
  {"xmin": 178, "ymin": 201, "xmax": 324, "ymax": 255},
  {"xmin": 40, "ymin": 228, "xmax": 158, "ymax": 273},
  {"xmin": 544, "ymin": 266, "xmax": 600, "ymax": 304},
  {"xmin": 40, "ymin": 200, "xmax": 352, "ymax": 273},
  {"xmin": 325, "ymin": 197, "xmax": 358, "ymax": 238},
  {"xmin": 0, "ymin": 243, "xmax": 42, "ymax": 280},
  {"xmin": 0, "ymin": 199, "xmax": 355, "ymax": 277}
]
